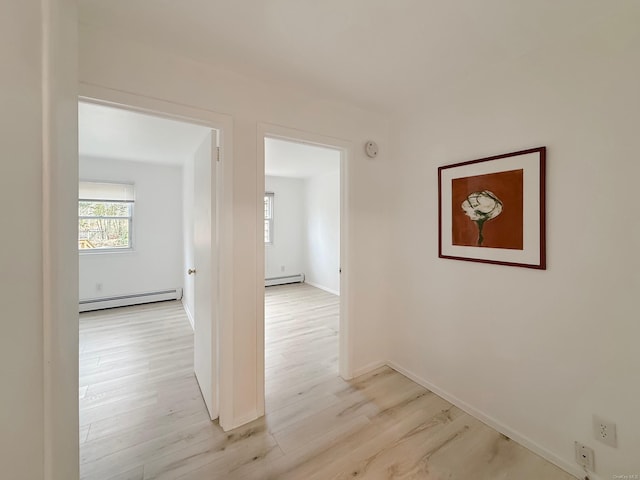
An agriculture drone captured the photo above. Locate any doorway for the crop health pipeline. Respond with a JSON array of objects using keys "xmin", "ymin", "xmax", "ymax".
[
  {"xmin": 257, "ymin": 124, "xmax": 351, "ymax": 416},
  {"xmin": 77, "ymin": 86, "xmax": 234, "ymax": 432},
  {"xmin": 78, "ymin": 99, "xmax": 220, "ymax": 416}
]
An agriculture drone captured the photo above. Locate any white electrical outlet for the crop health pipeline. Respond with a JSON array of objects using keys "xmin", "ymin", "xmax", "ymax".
[
  {"xmin": 96, "ymin": 283, "xmax": 103, "ymax": 292},
  {"xmin": 593, "ymin": 415, "xmax": 617, "ymax": 447},
  {"xmin": 575, "ymin": 441, "xmax": 595, "ymax": 470},
  {"xmin": 280, "ymin": 265, "xmax": 285, "ymax": 272}
]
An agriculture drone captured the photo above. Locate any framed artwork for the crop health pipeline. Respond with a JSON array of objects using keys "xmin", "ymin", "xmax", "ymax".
[{"xmin": 438, "ymin": 147, "xmax": 546, "ymax": 269}]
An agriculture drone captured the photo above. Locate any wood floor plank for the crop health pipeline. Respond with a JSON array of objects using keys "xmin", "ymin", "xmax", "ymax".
[{"xmin": 79, "ymin": 285, "xmax": 575, "ymax": 480}]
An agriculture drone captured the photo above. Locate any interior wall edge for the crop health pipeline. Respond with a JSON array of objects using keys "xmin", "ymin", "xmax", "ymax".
[
  {"xmin": 348, "ymin": 359, "xmax": 388, "ymax": 380},
  {"xmin": 182, "ymin": 298, "xmax": 195, "ymax": 331},
  {"xmin": 304, "ymin": 281, "xmax": 339, "ymax": 297}
]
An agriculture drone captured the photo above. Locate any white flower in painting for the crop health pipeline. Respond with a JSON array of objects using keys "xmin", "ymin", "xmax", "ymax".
[
  {"xmin": 461, "ymin": 191, "xmax": 503, "ymax": 246},
  {"xmin": 462, "ymin": 191, "xmax": 503, "ymax": 221}
]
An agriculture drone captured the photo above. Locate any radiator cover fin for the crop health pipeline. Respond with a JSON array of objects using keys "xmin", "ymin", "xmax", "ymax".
[
  {"xmin": 265, "ymin": 274, "xmax": 305, "ymax": 287},
  {"xmin": 79, "ymin": 288, "xmax": 183, "ymax": 312}
]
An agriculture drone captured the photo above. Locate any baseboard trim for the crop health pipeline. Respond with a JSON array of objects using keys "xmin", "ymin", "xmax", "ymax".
[
  {"xmin": 183, "ymin": 300, "xmax": 194, "ymax": 331},
  {"xmin": 265, "ymin": 274, "xmax": 305, "ymax": 287},
  {"xmin": 221, "ymin": 409, "xmax": 260, "ymax": 432},
  {"xmin": 349, "ymin": 359, "xmax": 388, "ymax": 379},
  {"xmin": 386, "ymin": 361, "xmax": 591, "ymax": 480},
  {"xmin": 79, "ymin": 288, "xmax": 182, "ymax": 312},
  {"xmin": 305, "ymin": 280, "xmax": 340, "ymax": 296},
  {"xmin": 218, "ymin": 355, "xmax": 595, "ymax": 478}
]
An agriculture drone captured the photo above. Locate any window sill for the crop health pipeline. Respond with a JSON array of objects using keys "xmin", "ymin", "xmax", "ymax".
[{"xmin": 79, "ymin": 248, "xmax": 135, "ymax": 256}]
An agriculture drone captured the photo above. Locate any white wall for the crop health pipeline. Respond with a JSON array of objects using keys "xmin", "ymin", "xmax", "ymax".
[
  {"xmin": 79, "ymin": 26, "xmax": 391, "ymax": 427},
  {"xmin": 387, "ymin": 14, "xmax": 640, "ymax": 480},
  {"xmin": 79, "ymin": 157, "xmax": 183, "ymax": 301},
  {"xmin": 265, "ymin": 175, "xmax": 305, "ymax": 279},
  {"xmin": 1, "ymin": 6, "xmax": 46, "ymax": 478},
  {"xmin": 304, "ymin": 171, "xmax": 340, "ymax": 294},
  {"xmin": 0, "ymin": 1, "xmax": 78, "ymax": 479},
  {"xmin": 264, "ymin": 172, "xmax": 340, "ymax": 295},
  {"xmin": 17, "ymin": 7, "xmax": 635, "ymax": 480}
]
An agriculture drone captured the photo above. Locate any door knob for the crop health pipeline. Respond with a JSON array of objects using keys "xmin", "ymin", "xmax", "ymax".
[{"xmin": 188, "ymin": 268, "xmax": 196, "ymax": 275}]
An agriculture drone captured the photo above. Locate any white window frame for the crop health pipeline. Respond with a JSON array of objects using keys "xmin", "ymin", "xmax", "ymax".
[
  {"xmin": 79, "ymin": 182, "xmax": 135, "ymax": 254},
  {"xmin": 264, "ymin": 192, "xmax": 274, "ymax": 245}
]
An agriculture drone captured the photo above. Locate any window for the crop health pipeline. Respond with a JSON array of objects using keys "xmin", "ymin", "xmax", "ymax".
[
  {"xmin": 79, "ymin": 182, "xmax": 135, "ymax": 251},
  {"xmin": 264, "ymin": 192, "xmax": 274, "ymax": 244}
]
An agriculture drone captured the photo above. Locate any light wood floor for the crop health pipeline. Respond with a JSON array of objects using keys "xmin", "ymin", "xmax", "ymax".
[{"xmin": 79, "ymin": 283, "xmax": 575, "ymax": 480}]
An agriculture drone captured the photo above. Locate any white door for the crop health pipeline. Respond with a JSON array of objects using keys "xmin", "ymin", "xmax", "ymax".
[{"xmin": 192, "ymin": 131, "xmax": 218, "ymax": 419}]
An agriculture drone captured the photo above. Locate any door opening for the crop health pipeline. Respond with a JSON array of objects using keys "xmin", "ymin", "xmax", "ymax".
[
  {"xmin": 258, "ymin": 126, "xmax": 351, "ymax": 416},
  {"xmin": 77, "ymin": 99, "xmax": 222, "ymax": 430}
]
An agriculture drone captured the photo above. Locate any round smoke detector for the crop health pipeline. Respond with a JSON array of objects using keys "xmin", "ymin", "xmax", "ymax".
[{"xmin": 365, "ymin": 140, "xmax": 378, "ymax": 158}]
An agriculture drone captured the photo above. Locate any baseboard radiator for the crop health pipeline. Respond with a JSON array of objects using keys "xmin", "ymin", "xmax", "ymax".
[
  {"xmin": 79, "ymin": 288, "xmax": 183, "ymax": 313},
  {"xmin": 265, "ymin": 273, "xmax": 305, "ymax": 287}
]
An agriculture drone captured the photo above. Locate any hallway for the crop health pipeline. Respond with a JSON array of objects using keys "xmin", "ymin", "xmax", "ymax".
[{"xmin": 79, "ymin": 285, "xmax": 574, "ymax": 479}]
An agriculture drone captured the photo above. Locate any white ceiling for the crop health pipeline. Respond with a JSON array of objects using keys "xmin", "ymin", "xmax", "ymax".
[
  {"xmin": 78, "ymin": 102, "xmax": 211, "ymax": 165},
  {"xmin": 265, "ymin": 138, "xmax": 340, "ymax": 179},
  {"xmin": 79, "ymin": 102, "xmax": 339, "ymax": 174},
  {"xmin": 77, "ymin": 1, "xmax": 633, "ymax": 113}
]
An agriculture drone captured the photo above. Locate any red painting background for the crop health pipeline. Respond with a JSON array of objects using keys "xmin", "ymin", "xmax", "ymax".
[{"xmin": 451, "ymin": 169, "xmax": 523, "ymax": 249}]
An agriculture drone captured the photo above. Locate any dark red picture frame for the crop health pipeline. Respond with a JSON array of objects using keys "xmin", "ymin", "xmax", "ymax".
[{"xmin": 438, "ymin": 147, "xmax": 546, "ymax": 269}]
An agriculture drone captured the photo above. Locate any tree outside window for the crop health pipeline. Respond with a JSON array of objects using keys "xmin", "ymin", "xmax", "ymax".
[
  {"xmin": 79, "ymin": 182, "xmax": 134, "ymax": 251},
  {"xmin": 264, "ymin": 192, "xmax": 274, "ymax": 244}
]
